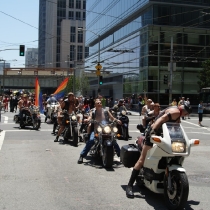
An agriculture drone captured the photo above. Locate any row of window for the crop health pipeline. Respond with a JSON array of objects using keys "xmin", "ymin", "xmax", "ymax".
[
  {"xmin": 69, "ymin": 11, "xmax": 86, "ymax": 20},
  {"xmin": 70, "ymin": 26, "xmax": 83, "ymax": 43},
  {"xmin": 69, "ymin": 0, "xmax": 86, "ymax": 9}
]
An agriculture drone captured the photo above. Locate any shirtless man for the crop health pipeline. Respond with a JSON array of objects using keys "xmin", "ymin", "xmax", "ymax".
[
  {"xmin": 18, "ymin": 94, "xmax": 32, "ymax": 127},
  {"xmin": 54, "ymin": 92, "xmax": 77, "ymax": 142}
]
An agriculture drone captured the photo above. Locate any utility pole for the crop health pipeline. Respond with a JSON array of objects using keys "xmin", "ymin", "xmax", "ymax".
[
  {"xmin": 169, "ymin": 36, "xmax": 173, "ymax": 104},
  {"xmin": 73, "ymin": 47, "xmax": 76, "ymax": 94}
]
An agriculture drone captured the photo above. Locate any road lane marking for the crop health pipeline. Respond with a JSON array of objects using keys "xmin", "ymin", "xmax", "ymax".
[
  {"xmin": 0, "ymin": 131, "xmax": 5, "ymax": 150},
  {"xmin": 3, "ymin": 116, "xmax": 8, "ymax": 124}
]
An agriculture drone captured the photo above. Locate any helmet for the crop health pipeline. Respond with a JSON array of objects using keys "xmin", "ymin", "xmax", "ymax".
[
  {"xmin": 184, "ymin": 102, "xmax": 192, "ymax": 114},
  {"xmin": 119, "ymin": 99, "xmax": 124, "ymax": 103}
]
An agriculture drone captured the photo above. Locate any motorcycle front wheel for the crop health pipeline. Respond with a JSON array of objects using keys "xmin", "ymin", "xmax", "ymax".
[
  {"xmin": 164, "ymin": 170, "xmax": 189, "ymax": 210},
  {"xmin": 102, "ymin": 146, "xmax": 113, "ymax": 168},
  {"xmin": 33, "ymin": 118, "xmax": 41, "ymax": 130},
  {"xmin": 72, "ymin": 127, "xmax": 78, "ymax": 147}
]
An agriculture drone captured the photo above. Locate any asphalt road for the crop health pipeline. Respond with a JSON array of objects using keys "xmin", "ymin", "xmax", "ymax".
[{"xmin": 0, "ymin": 111, "xmax": 209, "ymax": 210}]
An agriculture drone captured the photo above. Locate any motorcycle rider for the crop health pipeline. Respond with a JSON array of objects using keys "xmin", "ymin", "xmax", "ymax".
[
  {"xmin": 54, "ymin": 92, "xmax": 77, "ymax": 142},
  {"xmin": 77, "ymin": 98, "xmax": 122, "ymax": 164},
  {"xmin": 45, "ymin": 94, "xmax": 58, "ymax": 117},
  {"xmin": 141, "ymin": 99, "xmax": 154, "ymax": 129},
  {"xmin": 18, "ymin": 94, "xmax": 32, "ymax": 127},
  {"xmin": 51, "ymin": 98, "xmax": 63, "ymax": 135},
  {"xmin": 112, "ymin": 99, "xmax": 131, "ymax": 139},
  {"xmin": 126, "ymin": 103, "xmax": 192, "ymax": 198}
]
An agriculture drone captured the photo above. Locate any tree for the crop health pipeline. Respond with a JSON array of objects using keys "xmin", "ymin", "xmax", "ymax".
[
  {"xmin": 198, "ymin": 59, "xmax": 210, "ymax": 91},
  {"xmin": 65, "ymin": 74, "xmax": 90, "ymax": 96}
]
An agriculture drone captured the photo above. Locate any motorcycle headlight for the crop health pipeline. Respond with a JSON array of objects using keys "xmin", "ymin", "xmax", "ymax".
[
  {"xmin": 171, "ymin": 142, "xmax": 185, "ymax": 153},
  {"xmin": 71, "ymin": 115, "xmax": 76, "ymax": 120},
  {"xmin": 97, "ymin": 126, "xmax": 102, "ymax": 133},
  {"xmin": 113, "ymin": 126, "xmax": 118, "ymax": 133},
  {"xmin": 121, "ymin": 110, "xmax": 126, "ymax": 115},
  {"xmin": 104, "ymin": 126, "xmax": 111, "ymax": 134}
]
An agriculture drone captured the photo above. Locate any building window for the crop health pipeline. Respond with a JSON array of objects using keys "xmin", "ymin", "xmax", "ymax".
[
  {"xmin": 70, "ymin": 26, "xmax": 76, "ymax": 42},
  {"xmin": 83, "ymin": 12, "xmax": 86, "ymax": 20},
  {"xmin": 85, "ymin": 47, "xmax": 89, "ymax": 58},
  {"xmin": 69, "ymin": 0, "xmax": 74, "ymax": 8},
  {"xmin": 83, "ymin": 0, "xmax": 86, "ymax": 9},
  {"xmin": 78, "ymin": 31, "xmax": 83, "ymax": 43},
  {"xmin": 76, "ymin": 0, "xmax": 81, "ymax": 9},
  {"xmin": 70, "ymin": 45, "xmax": 75, "ymax": 61},
  {"xmin": 69, "ymin": 11, "xmax": 74, "ymax": 20},
  {"xmin": 77, "ymin": 46, "xmax": 83, "ymax": 61},
  {"xmin": 76, "ymin": 12, "xmax": 81, "ymax": 20}
]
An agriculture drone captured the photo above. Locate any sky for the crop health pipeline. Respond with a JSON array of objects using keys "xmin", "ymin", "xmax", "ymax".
[{"xmin": 0, "ymin": 0, "xmax": 39, "ymax": 67}]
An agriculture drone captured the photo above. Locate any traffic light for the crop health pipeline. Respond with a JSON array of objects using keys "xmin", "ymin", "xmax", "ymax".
[
  {"xmin": 19, "ymin": 45, "xmax": 25, "ymax": 56},
  {"xmin": 99, "ymin": 76, "xmax": 103, "ymax": 85},
  {"xmin": 163, "ymin": 75, "xmax": 168, "ymax": 84}
]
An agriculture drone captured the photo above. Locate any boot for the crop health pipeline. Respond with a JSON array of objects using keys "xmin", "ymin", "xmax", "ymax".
[
  {"xmin": 54, "ymin": 136, "xmax": 59, "ymax": 142},
  {"xmin": 126, "ymin": 169, "xmax": 140, "ymax": 198},
  {"xmin": 77, "ymin": 155, "xmax": 83, "ymax": 164}
]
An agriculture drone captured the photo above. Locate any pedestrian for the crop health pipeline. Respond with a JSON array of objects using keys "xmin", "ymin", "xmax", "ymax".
[
  {"xmin": 198, "ymin": 100, "xmax": 205, "ymax": 126},
  {"xmin": 170, "ymin": 99, "xmax": 177, "ymax": 106},
  {"xmin": 178, "ymin": 97, "xmax": 185, "ymax": 120},
  {"xmin": 138, "ymin": 96, "xmax": 144, "ymax": 116},
  {"xmin": 186, "ymin": 98, "xmax": 191, "ymax": 119}
]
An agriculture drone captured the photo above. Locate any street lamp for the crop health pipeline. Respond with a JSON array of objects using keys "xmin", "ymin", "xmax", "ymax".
[{"xmin": 78, "ymin": 27, "xmax": 101, "ymax": 95}]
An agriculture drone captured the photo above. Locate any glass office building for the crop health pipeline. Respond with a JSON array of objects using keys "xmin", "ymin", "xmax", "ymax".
[{"xmin": 85, "ymin": 0, "xmax": 210, "ymax": 104}]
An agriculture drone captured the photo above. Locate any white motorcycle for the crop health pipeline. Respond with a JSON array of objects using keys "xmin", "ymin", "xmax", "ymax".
[
  {"xmin": 45, "ymin": 102, "xmax": 59, "ymax": 123},
  {"xmin": 121, "ymin": 122, "xmax": 200, "ymax": 210}
]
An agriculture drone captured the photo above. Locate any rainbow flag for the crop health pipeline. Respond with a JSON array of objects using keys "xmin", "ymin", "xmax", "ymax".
[
  {"xmin": 53, "ymin": 77, "xmax": 69, "ymax": 99},
  {"xmin": 35, "ymin": 77, "xmax": 44, "ymax": 113}
]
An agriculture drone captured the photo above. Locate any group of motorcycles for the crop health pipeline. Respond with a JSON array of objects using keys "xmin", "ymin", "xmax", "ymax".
[{"xmin": 12, "ymin": 101, "xmax": 199, "ymax": 209}]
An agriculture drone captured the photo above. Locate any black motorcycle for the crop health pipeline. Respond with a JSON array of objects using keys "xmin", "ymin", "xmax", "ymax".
[
  {"xmin": 62, "ymin": 110, "xmax": 78, "ymax": 146},
  {"xmin": 89, "ymin": 120, "xmax": 119, "ymax": 168},
  {"xmin": 13, "ymin": 106, "xmax": 41, "ymax": 130},
  {"xmin": 116, "ymin": 110, "xmax": 130, "ymax": 141}
]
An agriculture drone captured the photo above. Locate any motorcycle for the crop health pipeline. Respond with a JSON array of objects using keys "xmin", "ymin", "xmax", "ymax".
[
  {"xmin": 45, "ymin": 102, "xmax": 60, "ymax": 123},
  {"xmin": 13, "ymin": 105, "xmax": 41, "ymax": 130},
  {"xmin": 121, "ymin": 122, "xmax": 199, "ymax": 210},
  {"xmin": 116, "ymin": 110, "xmax": 130, "ymax": 141},
  {"xmin": 62, "ymin": 110, "xmax": 78, "ymax": 146},
  {"xmin": 77, "ymin": 109, "xmax": 90, "ymax": 142},
  {"xmin": 89, "ymin": 120, "xmax": 119, "ymax": 168}
]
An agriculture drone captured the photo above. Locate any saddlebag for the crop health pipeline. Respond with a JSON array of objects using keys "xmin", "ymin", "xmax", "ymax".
[{"xmin": 120, "ymin": 144, "xmax": 140, "ymax": 168}]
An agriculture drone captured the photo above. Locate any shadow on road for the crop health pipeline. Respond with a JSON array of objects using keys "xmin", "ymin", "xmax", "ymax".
[{"xmin": 121, "ymin": 184, "xmax": 200, "ymax": 210}]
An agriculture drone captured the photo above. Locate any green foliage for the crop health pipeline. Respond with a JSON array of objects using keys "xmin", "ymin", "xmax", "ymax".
[
  {"xmin": 198, "ymin": 59, "xmax": 210, "ymax": 91},
  {"xmin": 65, "ymin": 74, "xmax": 90, "ymax": 95}
]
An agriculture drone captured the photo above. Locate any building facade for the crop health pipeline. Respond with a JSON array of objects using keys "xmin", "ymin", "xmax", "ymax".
[
  {"xmin": 0, "ymin": 63, "xmax": 10, "ymax": 75},
  {"xmin": 85, "ymin": 0, "xmax": 210, "ymax": 104},
  {"xmin": 25, "ymin": 48, "xmax": 38, "ymax": 68},
  {"xmin": 38, "ymin": 0, "xmax": 87, "ymax": 76}
]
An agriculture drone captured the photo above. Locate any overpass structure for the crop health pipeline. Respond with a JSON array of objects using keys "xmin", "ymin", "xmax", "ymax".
[{"xmin": 0, "ymin": 67, "xmax": 72, "ymax": 94}]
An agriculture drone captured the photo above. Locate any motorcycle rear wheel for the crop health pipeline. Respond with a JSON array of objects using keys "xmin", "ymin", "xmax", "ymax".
[
  {"xmin": 102, "ymin": 146, "xmax": 113, "ymax": 168},
  {"xmin": 72, "ymin": 127, "xmax": 78, "ymax": 147},
  {"xmin": 164, "ymin": 170, "xmax": 189, "ymax": 210}
]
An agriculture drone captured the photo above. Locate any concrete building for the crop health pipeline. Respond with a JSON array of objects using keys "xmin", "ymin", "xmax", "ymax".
[
  {"xmin": 38, "ymin": 0, "xmax": 87, "ymax": 77},
  {"xmin": 85, "ymin": 0, "xmax": 210, "ymax": 104},
  {"xmin": 25, "ymin": 48, "xmax": 38, "ymax": 68},
  {"xmin": 0, "ymin": 63, "xmax": 10, "ymax": 75}
]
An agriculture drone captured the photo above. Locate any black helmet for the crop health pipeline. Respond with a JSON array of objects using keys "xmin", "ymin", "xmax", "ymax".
[{"xmin": 184, "ymin": 102, "xmax": 192, "ymax": 114}]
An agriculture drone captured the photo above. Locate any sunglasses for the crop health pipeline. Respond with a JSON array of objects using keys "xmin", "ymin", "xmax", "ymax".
[{"xmin": 96, "ymin": 102, "xmax": 102, "ymax": 104}]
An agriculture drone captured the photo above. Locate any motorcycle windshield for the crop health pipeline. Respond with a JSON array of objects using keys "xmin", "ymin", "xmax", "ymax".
[{"xmin": 166, "ymin": 122, "xmax": 185, "ymax": 141}]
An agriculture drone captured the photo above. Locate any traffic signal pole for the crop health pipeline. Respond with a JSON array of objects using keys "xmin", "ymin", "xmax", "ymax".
[
  {"xmin": 169, "ymin": 36, "xmax": 173, "ymax": 104},
  {"xmin": 97, "ymin": 35, "xmax": 100, "ymax": 96}
]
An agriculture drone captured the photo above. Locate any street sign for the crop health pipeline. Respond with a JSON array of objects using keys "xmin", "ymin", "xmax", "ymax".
[
  {"xmin": 95, "ymin": 63, "xmax": 102, "ymax": 70},
  {"xmin": 96, "ymin": 69, "xmax": 101, "ymax": 76}
]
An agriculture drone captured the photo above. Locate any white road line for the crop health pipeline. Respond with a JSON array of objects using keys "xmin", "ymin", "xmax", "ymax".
[
  {"xmin": 0, "ymin": 131, "xmax": 5, "ymax": 150},
  {"xmin": 4, "ymin": 116, "xmax": 8, "ymax": 124},
  {"xmin": 1, "ymin": 129, "xmax": 52, "ymax": 132}
]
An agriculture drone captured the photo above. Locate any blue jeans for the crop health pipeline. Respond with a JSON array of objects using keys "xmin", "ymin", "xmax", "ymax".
[{"xmin": 80, "ymin": 131, "xmax": 121, "ymax": 157}]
